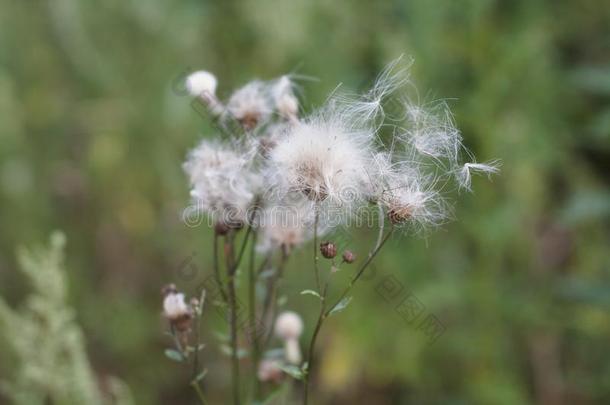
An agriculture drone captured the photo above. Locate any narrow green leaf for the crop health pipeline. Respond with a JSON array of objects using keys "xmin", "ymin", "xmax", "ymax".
[
  {"xmin": 300, "ymin": 289, "xmax": 321, "ymax": 299},
  {"xmin": 278, "ymin": 364, "xmax": 304, "ymax": 380},
  {"xmin": 193, "ymin": 369, "xmax": 208, "ymax": 383},
  {"xmin": 164, "ymin": 349, "xmax": 184, "ymax": 362},
  {"xmin": 328, "ymin": 296, "xmax": 352, "ymax": 316}
]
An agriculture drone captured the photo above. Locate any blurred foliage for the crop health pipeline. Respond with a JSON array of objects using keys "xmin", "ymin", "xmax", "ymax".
[
  {"xmin": 0, "ymin": 0, "xmax": 609, "ymax": 404},
  {"xmin": 0, "ymin": 232, "xmax": 132, "ymax": 405}
]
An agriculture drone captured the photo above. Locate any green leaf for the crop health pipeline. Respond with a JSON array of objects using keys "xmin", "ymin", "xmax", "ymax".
[
  {"xmin": 278, "ymin": 364, "xmax": 304, "ymax": 380},
  {"xmin": 220, "ymin": 344, "xmax": 249, "ymax": 358},
  {"xmin": 164, "ymin": 349, "xmax": 184, "ymax": 362},
  {"xmin": 328, "ymin": 296, "xmax": 352, "ymax": 316},
  {"xmin": 192, "ymin": 369, "xmax": 208, "ymax": 383},
  {"xmin": 300, "ymin": 289, "xmax": 321, "ymax": 299}
]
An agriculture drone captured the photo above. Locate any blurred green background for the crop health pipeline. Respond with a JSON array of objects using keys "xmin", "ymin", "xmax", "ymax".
[{"xmin": 1, "ymin": 0, "xmax": 610, "ymax": 404}]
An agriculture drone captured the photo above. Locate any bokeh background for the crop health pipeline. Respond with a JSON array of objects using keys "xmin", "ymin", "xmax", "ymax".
[{"xmin": 1, "ymin": 0, "xmax": 610, "ymax": 404}]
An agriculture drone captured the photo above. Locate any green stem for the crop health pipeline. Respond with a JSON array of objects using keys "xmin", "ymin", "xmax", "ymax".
[
  {"xmin": 213, "ymin": 233, "xmax": 228, "ymax": 304},
  {"xmin": 262, "ymin": 248, "xmax": 290, "ymax": 347},
  {"xmin": 191, "ymin": 381, "xmax": 209, "ymax": 405},
  {"xmin": 313, "ymin": 207, "xmax": 321, "ymax": 292},
  {"xmin": 225, "ymin": 233, "xmax": 241, "ymax": 405},
  {"xmin": 302, "ymin": 282, "xmax": 328, "ymax": 405},
  {"xmin": 326, "ymin": 228, "xmax": 394, "ymax": 316},
  {"xmin": 248, "ymin": 228, "xmax": 261, "ymax": 400},
  {"xmin": 302, "ymin": 227, "xmax": 394, "ymax": 405}
]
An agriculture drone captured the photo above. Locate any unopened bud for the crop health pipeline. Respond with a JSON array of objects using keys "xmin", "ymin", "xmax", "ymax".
[
  {"xmin": 342, "ymin": 250, "xmax": 356, "ymax": 264},
  {"xmin": 320, "ymin": 241, "xmax": 337, "ymax": 259}
]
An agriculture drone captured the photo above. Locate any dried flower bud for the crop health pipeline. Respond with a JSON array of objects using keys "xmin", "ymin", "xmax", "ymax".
[
  {"xmin": 342, "ymin": 250, "xmax": 356, "ymax": 264},
  {"xmin": 163, "ymin": 291, "xmax": 193, "ymax": 332},
  {"xmin": 214, "ymin": 221, "xmax": 230, "ymax": 236},
  {"xmin": 239, "ymin": 113, "xmax": 260, "ymax": 131},
  {"xmin": 320, "ymin": 241, "xmax": 337, "ymax": 259}
]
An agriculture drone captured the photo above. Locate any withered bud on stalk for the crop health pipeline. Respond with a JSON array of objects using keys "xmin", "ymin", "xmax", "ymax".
[
  {"xmin": 162, "ymin": 286, "xmax": 193, "ymax": 333},
  {"xmin": 342, "ymin": 250, "xmax": 356, "ymax": 264},
  {"xmin": 320, "ymin": 241, "xmax": 337, "ymax": 259}
]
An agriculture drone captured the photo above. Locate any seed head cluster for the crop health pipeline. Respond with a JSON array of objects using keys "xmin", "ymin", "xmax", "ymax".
[{"xmin": 183, "ymin": 60, "xmax": 498, "ymax": 250}]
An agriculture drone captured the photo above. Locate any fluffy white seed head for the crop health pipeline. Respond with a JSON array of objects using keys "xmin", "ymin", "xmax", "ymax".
[
  {"xmin": 163, "ymin": 292, "xmax": 190, "ymax": 319},
  {"xmin": 226, "ymin": 81, "xmax": 273, "ymax": 130},
  {"xmin": 272, "ymin": 76, "xmax": 299, "ymax": 121},
  {"xmin": 274, "ymin": 311, "xmax": 303, "ymax": 340},
  {"xmin": 186, "ymin": 71, "xmax": 218, "ymax": 98},
  {"xmin": 183, "ymin": 140, "xmax": 260, "ymax": 225},
  {"xmin": 268, "ymin": 115, "xmax": 374, "ymax": 208}
]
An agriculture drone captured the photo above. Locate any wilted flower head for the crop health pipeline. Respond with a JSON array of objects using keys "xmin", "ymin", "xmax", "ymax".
[
  {"xmin": 162, "ymin": 287, "xmax": 193, "ymax": 332},
  {"xmin": 183, "ymin": 140, "xmax": 260, "ymax": 226}
]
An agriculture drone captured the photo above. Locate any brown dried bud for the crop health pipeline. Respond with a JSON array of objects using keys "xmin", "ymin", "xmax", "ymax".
[
  {"xmin": 388, "ymin": 204, "xmax": 413, "ymax": 225},
  {"xmin": 239, "ymin": 113, "xmax": 260, "ymax": 130},
  {"xmin": 320, "ymin": 241, "xmax": 337, "ymax": 259},
  {"xmin": 214, "ymin": 221, "xmax": 230, "ymax": 235},
  {"xmin": 342, "ymin": 250, "xmax": 356, "ymax": 264},
  {"xmin": 171, "ymin": 313, "xmax": 193, "ymax": 333}
]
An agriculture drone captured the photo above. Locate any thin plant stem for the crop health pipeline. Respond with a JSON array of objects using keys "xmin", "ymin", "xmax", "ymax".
[
  {"xmin": 213, "ymin": 233, "xmax": 228, "ymax": 305},
  {"xmin": 191, "ymin": 381, "xmax": 209, "ymax": 405},
  {"xmin": 326, "ymin": 227, "xmax": 394, "ymax": 316},
  {"xmin": 302, "ymin": 226, "xmax": 394, "ymax": 405},
  {"xmin": 302, "ymin": 282, "xmax": 328, "ymax": 405},
  {"xmin": 225, "ymin": 232, "xmax": 241, "ymax": 405},
  {"xmin": 375, "ymin": 204, "xmax": 385, "ymax": 251},
  {"xmin": 261, "ymin": 248, "xmax": 290, "ymax": 347},
  {"xmin": 312, "ymin": 206, "xmax": 321, "ymax": 292},
  {"xmin": 233, "ymin": 224, "xmax": 254, "ymax": 274},
  {"xmin": 248, "ymin": 227, "xmax": 261, "ymax": 400}
]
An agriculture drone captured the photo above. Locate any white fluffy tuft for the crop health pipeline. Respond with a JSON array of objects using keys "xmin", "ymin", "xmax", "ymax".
[
  {"xmin": 457, "ymin": 161, "xmax": 501, "ymax": 191},
  {"xmin": 186, "ymin": 70, "xmax": 218, "ymax": 98},
  {"xmin": 274, "ymin": 311, "xmax": 303, "ymax": 340}
]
